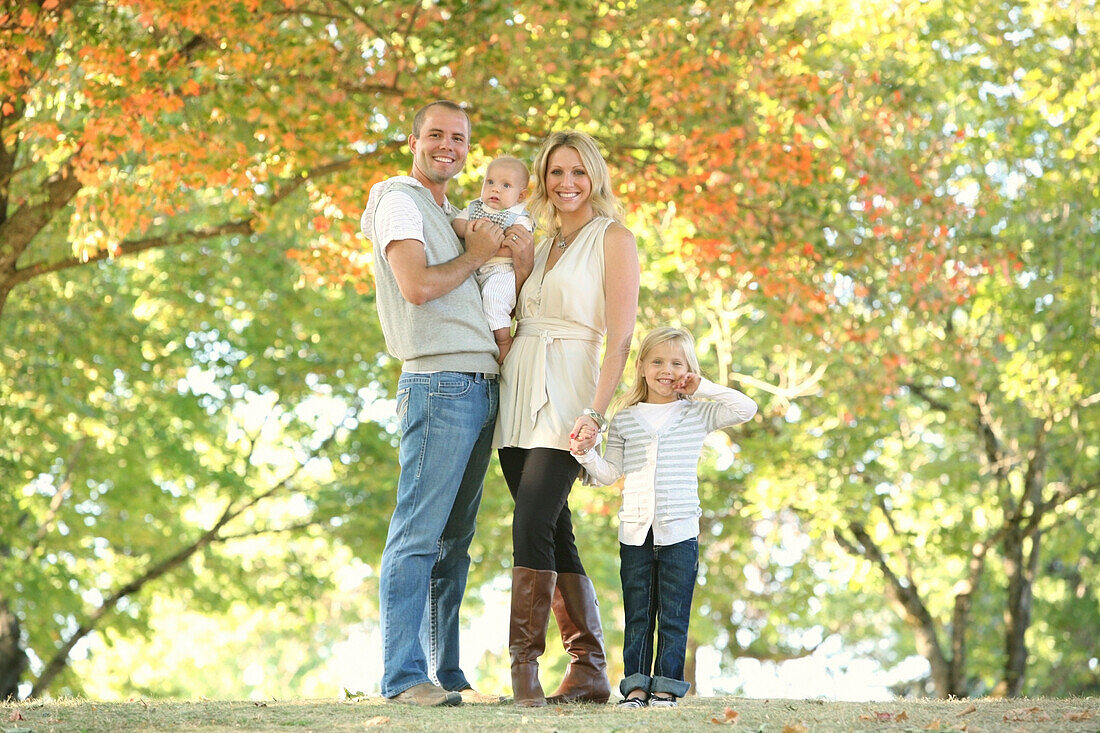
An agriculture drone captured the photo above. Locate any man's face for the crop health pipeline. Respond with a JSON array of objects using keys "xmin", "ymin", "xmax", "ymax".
[{"xmin": 409, "ymin": 107, "xmax": 470, "ymax": 185}]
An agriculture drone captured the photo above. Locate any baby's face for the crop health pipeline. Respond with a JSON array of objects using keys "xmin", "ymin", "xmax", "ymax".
[{"xmin": 480, "ymin": 163, "xmax": 528, "ymax": 210}]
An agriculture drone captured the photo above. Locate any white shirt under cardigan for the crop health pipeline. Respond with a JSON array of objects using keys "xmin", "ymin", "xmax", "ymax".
[{"xmin": 576, "ymin": 378, "xmax": 758, "ymax": 546}]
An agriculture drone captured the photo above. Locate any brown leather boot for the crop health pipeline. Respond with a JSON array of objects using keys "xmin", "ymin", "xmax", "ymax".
[
  {"xmin": 509, "ymin": 567, "xmax": 558, "ymax": 707},
  {"xmin": 545, "ymin": 572, "xmax": 611, "ymax": 704}
]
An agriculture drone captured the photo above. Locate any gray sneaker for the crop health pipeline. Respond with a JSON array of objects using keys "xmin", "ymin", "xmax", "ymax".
[
  {"xmin": 387, "ymin": 682, "xmax": 462, "ymax": 707},
  {"xmin": 649, "ymin": 695, "xmax": 677, "ymax": 708}
]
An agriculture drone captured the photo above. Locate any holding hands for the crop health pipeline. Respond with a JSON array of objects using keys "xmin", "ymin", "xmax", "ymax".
[{"xmin": 570, "ymin": 418, "xmax": 599, "ymax": 456}]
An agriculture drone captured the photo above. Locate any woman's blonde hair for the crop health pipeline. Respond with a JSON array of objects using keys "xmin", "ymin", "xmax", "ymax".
[
  {"xmin": 619, "ymin": 327, "xmax": 702, "ymax": 409},
  {"xmin": 526, "ymin": 130, "xmax": 624, "ymax": 235}
]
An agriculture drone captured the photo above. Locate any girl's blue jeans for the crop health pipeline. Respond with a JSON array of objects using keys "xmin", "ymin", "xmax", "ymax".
[{"xmin": 618, "ymin": 532, "xmax": 697, "ymax": 699}]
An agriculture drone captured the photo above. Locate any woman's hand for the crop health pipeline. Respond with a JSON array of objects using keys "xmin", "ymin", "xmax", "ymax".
[
  {"xmin": 570, "ymin": 416, "xmax": 599, "ymax": 454},
  {"xmin": 502, "ymin": 224, "xmax": 534, "ymax": 272}
]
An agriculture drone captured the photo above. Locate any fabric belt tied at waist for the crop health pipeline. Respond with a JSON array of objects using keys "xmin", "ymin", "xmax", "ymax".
[{"xmin": 515, "ymin": 317, "xmax": 603, "ymax": 424}]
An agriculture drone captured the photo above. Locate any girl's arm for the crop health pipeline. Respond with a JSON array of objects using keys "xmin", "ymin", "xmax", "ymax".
[
  {"xmin": 574, "ymin": 420, "xmax": 626, "ymax": 485},
  {"xmin": 690, "ymin": 377, "xmax": 758, "ymax": 428}
]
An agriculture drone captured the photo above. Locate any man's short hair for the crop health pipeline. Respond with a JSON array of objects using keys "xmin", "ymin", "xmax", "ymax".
[{"xmin": 412, "ymin": 100, "xmax": 470, "ymax": 137}]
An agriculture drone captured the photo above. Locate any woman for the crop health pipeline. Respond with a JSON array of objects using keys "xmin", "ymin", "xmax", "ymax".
[{"xmin": 496, "ymin": 130, "xmax": 640, "ymax": 707}]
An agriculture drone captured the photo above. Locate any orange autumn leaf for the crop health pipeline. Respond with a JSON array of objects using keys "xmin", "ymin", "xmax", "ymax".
[
  {"xmin": 1003, "ymin": 706, "xmax": 1050, "ymax": 722},
  {"xmin": 782, "ymin": 724, "xmax": 809, "ymax": 733},
  {"xmin": 710, "ymin": 707, "xmax": 740, "ymax": 724},
  {"xmin": 958, "ymin": 700, "xmax": 977, "ymax": 716}
]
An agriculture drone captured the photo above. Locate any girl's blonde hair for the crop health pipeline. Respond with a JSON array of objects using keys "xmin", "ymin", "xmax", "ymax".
[
  {"xmin": 526, "ymin": 130, "xmax": 624, "ymax": 236},
  {"xmin": 619, "ymin": 327, "xmax": 702, "ymax": 409}
]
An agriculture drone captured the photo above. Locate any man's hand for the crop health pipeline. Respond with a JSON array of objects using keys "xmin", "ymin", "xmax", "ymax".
[{"xmin": 466, "ymin": 218, "xmax": 505, "ymax": 264}]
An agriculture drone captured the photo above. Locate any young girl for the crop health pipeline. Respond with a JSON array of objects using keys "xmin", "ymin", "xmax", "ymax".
[{"xmin": 570, "ymin": 326, "xmax": 757, "ymax": 708}]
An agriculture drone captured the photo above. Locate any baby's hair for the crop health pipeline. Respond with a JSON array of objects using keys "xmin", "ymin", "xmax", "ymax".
[
  {"xmin": 487, "ymin": 156, "xmax": 530, "ymax": 188},
  {"xmin": 619, "ymin": 327, "xmax": 702, "ymax": 409}
]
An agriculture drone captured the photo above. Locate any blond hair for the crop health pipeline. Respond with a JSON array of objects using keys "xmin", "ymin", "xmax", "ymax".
[
  {"xmin": 619, "ymin": 327, "xmax": 703, "ymax": 409},
  {"xmin": 526, "ymin": 130, "xmax": 624, "ymax": 236}
]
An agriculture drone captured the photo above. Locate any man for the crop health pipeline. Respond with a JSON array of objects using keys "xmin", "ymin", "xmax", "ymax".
[{"xmin": 360, "ymin": 100, "xmax": 534, "ymax": 706}]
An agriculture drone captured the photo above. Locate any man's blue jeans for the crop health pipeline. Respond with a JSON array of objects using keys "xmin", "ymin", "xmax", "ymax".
[
  {"xmin": 618, "ymin": 533, "xmax": 697, "ymax": 699},
  {"xmin": 379, "ymin": 372, "xmax": 498, "ymax": 698}
]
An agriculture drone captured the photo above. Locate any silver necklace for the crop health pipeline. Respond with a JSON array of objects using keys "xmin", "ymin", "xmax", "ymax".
[{"xmin": 555, "ymin": 219, "xmax": 593, "ymax": 250}]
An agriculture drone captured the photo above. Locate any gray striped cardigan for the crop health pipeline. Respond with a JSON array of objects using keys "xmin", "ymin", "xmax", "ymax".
[{"xmin": 577, "ymin": 378, "xmax": 757, "ymax": 546}]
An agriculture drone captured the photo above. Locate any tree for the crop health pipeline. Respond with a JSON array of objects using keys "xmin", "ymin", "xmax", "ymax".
[
  {"xmin": 660, "ymin": 0, "xmax": 1100, "ymax": 698},
  {"xmin": 3, "ymin": 0, "xmax": 1095, "ymax": 700}
]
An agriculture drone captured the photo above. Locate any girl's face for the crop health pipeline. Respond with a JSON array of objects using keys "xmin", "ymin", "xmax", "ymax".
[
  {"xmin": 641, "ymin": 341, "xmax": 689, "ymax": 404},
  {"xmin": 544, "ymin": 146, "xmax": 592, "ymax": 217}
]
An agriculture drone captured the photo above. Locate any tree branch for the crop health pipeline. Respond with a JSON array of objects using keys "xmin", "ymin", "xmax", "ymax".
[
  {"xmin": 27, "ymin": 407, "xmax": 355, "ymax": 697},
  {"xmin": 834, "ymin": 522, "xmax": 953, "ymax": 696},
  {"xmin": 27, "ymin": 439, "xmax": 85, "ymax": 556},
  {"xmin": 7, "ymin": 220, "xmax": 254, "ymax": 287},
  {"xmin": 0, "ymin": 153, "xmax": 83, "ymax": 275}
]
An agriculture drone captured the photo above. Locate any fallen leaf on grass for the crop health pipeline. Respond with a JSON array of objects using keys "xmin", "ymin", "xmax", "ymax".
[
  {"xmin": 860, "ymin": 711, "xmax": 907, "ymax": 722},
  {"xmin": 925, "ymin": 719, "xmax": 942, "ymax": 730},
  {"xmin": 782, "ymin": 723, "xmax": 809, "ymax": 733},
  {"xmin": 1063, "ymin": 710, "xmax": 1094, "ymax": 721},
  {"xmin": 1003, "ymin": 706, "xmax": 1050, "ymax": 722},
  {"xmin": 364, "ymin": 716, "xmax": 390, "ymax": 727},
  {"xmin": 957, "ymin": 703, "xmax": 977, "ymax": 716},
  {"xmin": 710, "ymin": 707, "xmax": 739, "ymax": 724},
  {"xmin": 8, "ymin": 711, "xmax": 25, "ymax": 721}
]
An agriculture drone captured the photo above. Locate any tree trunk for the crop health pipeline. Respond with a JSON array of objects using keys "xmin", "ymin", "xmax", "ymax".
[
  {"xmin": 995, "ymin": 527, "xmax": 1041, "ymax": 697},
  {"xmin": 993, "ymin": 423, "xmax": 1048, "ymax": 698},
  {"xmin": 0, "ymin": 596, "xmax": 27, "ymax": 701}
]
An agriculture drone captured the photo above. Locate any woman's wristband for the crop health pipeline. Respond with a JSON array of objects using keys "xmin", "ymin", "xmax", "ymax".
[{"xmin": 582, "ymin": 407, "xmax": 608, "ymax": 433}]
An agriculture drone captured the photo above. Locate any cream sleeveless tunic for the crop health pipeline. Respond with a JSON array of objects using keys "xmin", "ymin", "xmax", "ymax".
[{"xmin": 495, "ymin": 217, "xmax": 613, "ymax": 450}]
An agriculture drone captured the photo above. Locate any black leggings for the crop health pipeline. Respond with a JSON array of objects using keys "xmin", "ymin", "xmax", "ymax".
[{"xmin": 498, "ymin": 447, "xmax": 587, "ymax": 574}]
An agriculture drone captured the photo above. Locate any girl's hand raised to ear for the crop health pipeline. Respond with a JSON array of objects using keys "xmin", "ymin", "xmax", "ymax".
[{"xmin": 673, "ymin": 373, "xmax": 701, "ymax": 396}]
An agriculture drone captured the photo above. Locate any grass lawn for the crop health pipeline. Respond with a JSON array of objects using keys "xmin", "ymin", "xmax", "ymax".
[{"xmin": 3, "ymin": 695, "xmax": 1097, "ymax": 732}]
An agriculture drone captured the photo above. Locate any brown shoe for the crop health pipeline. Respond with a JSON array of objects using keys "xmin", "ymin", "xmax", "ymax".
[
  {"xmin": 387, "ymin": 682, "xmax": 461, "ymax": 707},
  {"xmin": 545, "ymin": 573, "xmax": 611, "ymax": 704},
  {"xmin": 509, "ymin": 566, "xmax": 558, "ymax": 707},
  {"xmin": 455, "ymin": 687, "xmax": 506, "ymax": 704}
]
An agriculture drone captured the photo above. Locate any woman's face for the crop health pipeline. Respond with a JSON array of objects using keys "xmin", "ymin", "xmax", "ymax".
[{"xmin": 544, "ymin": 146, "xmax": 592, "ymax": 217}]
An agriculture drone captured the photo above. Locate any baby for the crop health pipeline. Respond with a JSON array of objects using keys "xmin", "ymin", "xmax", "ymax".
[{"xmin": 452, "ymin": 156, "xmax": 534, "ymax": 363}]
